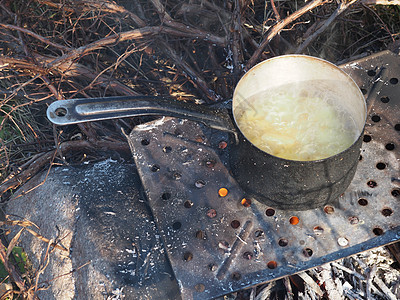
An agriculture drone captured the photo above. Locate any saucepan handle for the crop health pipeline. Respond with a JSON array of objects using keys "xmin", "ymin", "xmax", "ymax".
[{"xmin": 47, "ymin": 96, "xmax": 237, "ymax": 136}]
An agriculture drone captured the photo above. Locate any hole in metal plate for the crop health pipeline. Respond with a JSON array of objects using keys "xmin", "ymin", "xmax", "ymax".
[
  {"xmin": 151, "ymin": 164, "xmax": 160, "ymax": 172},
  {"xmin": 313, "ymin": 226, "xmax": 324, "ymax": 235},
  {"xmin": 161, "ymin": 192, "xmax": 171, "ymax": 200},
  {"xmin": 381, "ymin": 208, "xmax": 393, "ymax": 217},
  {"xmin": 184, "ymin": 252, "xmax": 193, "ymax": 261},
  {"xmin": 324, "ymin": 205, "xmax": 335, "ymax": 214},
  {"xmin": 267, "ymin": 261, "xmax": 277, "ymax": 269},
  {"xmin": 358, "ymin": 198, "xmax": 368, "ymax": 206},
  {"xmin": 380, "ymin": 96, "xmax": 390, "ymax": 103},
  {"xmin": 254, "ymin": 229, "xmax": 264, "ymax": 238},
  {"xmin": 289, "ymin": 216, "xmax": 299, "ymax": 225},
  {"xmin": 184, "ymin": 200, "xmax": 193, "ymax": 208},
  {"xmin": 338, "ymin": 237, "xmax": 349, "ymax": 247},
  {"xmin": 386, "ymin": 143, "xmax": 395, "ymax": 150},
  {"xmin": 373, "ymin": 227, "xmax": 384, "ymax": 236},
  {"xmin": 141, "ymin": 138, "xmax": 150, "ymax": 146},
  {"xmin": 172, "ymin": 221, "xmax": 182, "ymax": 230},
  {"xmin": 265, "ymin": 208, "xmax": 275, "ymax": 216},
  {"xmin": 231, "ymin": 272, "xmax": 241, "ymax": 281},
  {"xmin": 363, "ymin": 135, "xmax": 372, "ymax": 142},
  {"xmin": 231, "ymin": 220, "xmax": 240, "ymax": 229},
  {"xmin": 371, "ymin": 115, "xmax": 381, "ymax": 122},
  {"xmin": 206, "ymin": 209, "xmax": 217, "ymax": 218},
  {"xmin": 241, "ymin": 198, "xmax": 251, "ymax": 207},
  {"xmin": 194, "ymin": 284, "xmax": 205, "ymax": 293},
  {"xmin": 278, "ymin": 238, "xmax": 288, "ymax": 247},
  {"xmin": 243, "ymin": 251, "xmax": 253, "ymax": 260},
  {"xmin": 163, "ymin": 146, "xmax": 172, "ymax": 153},
  {"xmin": 195, "ymin": 180, "xmax": 206, "ymax": 188},
  {"xmin": 303, "ymin": 248, "xmax": 313, "ymax": 257},
  {"xmin": 348, "ymin": 216, "xmax": 359, "ymax": 225},
  {"xmin": 376, "ymin": 162, "xmax": 386, "ymax": 170},
  {"xmin": 367, "ymin": 180, "xmax": 377, "ymax": 188}
]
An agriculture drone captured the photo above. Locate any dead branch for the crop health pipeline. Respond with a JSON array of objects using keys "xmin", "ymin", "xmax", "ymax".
[
  {"xmin": 161, "ymin": 41, "xmax": 221, "ymax": 102},
  {"xmin": 255, "ymin": 281, "xmax": 275, "ymax": 300},
  {"xmin": 34, "ymin": 0, "xmax": 146, "ymax": 26},
  {"xmin": 2, "ymin": 215, "xmax": 68, "ymax": 252},
  {"xmin": 295, "ymin": 0, "xmax": 358, "ymax": 54},
  {"xmin": 270, "ymin": 0, "xmax": 281, "ymax": 22},
  {"xmin": 24, "ymin": 228, "xmax": 68, "ymax": 252},
  {"xmin": 3, "ymin": 0, "xmax": 64, "ymax": 103},
  {"xmin": 283, "ymin": 277, "xmax": 294, "ymax": 300},
  {"xmin": 0, "ymin": 289, "xmax": 14, "ymax": 300},
  {"xmin": 0, "ymin": 54, "xmax": 138, "ymax": 97},
  {"xmin": 231, "ymin": 0, "xmax": 244, "ymax": 74},
  {"xmin": 45, "ymin": 26, "xmax": 160, "ymax": 69},
  {"xmin": 150, "ymin": 0, "xmax": 227, "ymax": 45},
  {"xmin": 331, "ymin": 261, "xmax": 366, "ymax": 280},
  {"xmin": 80, "ymin": 0, "xmax": 146, "ymax": 27},
  {"xmin": 0, "ymin": 218, "xmax": 37, "ymax": 228},
  {"xmin": 34, "ymin": 54, "xmax": 139, "ymax": 96},
  {"xmin": 149, "ymin": 0, "xmax": 226, "ymax": 46},
  {"xmin": 246, "ymin": 0, "xmax": 326, "ymax": 70},
  {"xmin": 320, "ymin": 264, "xmax": 343, "ymax": 299},
  {"xmin": 33, "ymin": 238, "xmax": 53, "ymax": 295},
  {"xmin": 46, "ymin": 25, "xmax": 225, "ymax": 72},
  {"xmin": 0, "ymin": 139, "xmax": 129, "ymax": 198},
  {"xmin": 163, "ymin": 20, "xmax": 227, "ymax": 46},
  {"xmin": 387, "ymin": 242, "xmax": 400, "ymax": 265},
  {"xmin": 297, "ymin": 271, "xmax": 324, "ymax": 297},
  {"xmin": 150, "ymin": 0, "xmax": 172, "ymax": 21},
  {"xmin": 32, "ymin": 0, "xmax": 75, "ymax": 12},
  {"xmin": 43, "ymin": 261, "xmax": 91, "ymax": 284},
  {"xmin": 362, "ymin": 0, "xmax": 400, "ymax": 4},
  {"xmin": 6, "ymin": 228, "xmax": 24, "ymax": 259},
  {"xmin": 0, "ymin": 24, "xmax": 70, "ymax": 52},
  {"xmin": 0, "ymin": 150, "xmax": 53, "ymax": 197}
]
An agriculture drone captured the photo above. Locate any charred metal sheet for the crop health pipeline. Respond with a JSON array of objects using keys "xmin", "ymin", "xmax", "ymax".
[{"xmin": 128, "ymin": 51, "xmax": 400, "ymax": 299}]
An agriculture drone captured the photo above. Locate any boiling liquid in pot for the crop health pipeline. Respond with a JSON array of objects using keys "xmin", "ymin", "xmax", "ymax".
[{"xmin": 235, "ymin": 89, "xmax": 359, "ymax": 161}]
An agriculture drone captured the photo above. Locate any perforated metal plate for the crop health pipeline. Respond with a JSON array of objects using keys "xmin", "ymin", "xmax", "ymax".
[{"xmin": 127, "ymin": 51, "xmax": 400, "ymax": 300}]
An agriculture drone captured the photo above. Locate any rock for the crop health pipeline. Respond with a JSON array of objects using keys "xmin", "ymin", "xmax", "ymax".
[{"xmin": 5, "ymin": 159, "xmax": 181, "ymax": 300}]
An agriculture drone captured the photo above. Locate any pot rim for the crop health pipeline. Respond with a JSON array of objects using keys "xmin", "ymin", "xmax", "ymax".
[{"xmin": 232, "ymin": 54, "xmax": 367, "ymax": 163}]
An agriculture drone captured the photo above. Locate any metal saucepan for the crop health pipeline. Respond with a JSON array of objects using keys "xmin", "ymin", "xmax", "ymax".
[{"xmin": 47, "ymin": 55, "xmax": 367, "ymax": 210}]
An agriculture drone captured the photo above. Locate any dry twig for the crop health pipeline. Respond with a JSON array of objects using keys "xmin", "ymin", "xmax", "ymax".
[
  {"xmin": 246, "ymin": 0, "xmax": 326, "ymax": 70},
  {"xmin": 297, "ymin": 271, "xmax": 324, "ymax": 297},
  {"xmin": 296, "ymin": 0, "xmax": 359, "ymax": 53}
]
